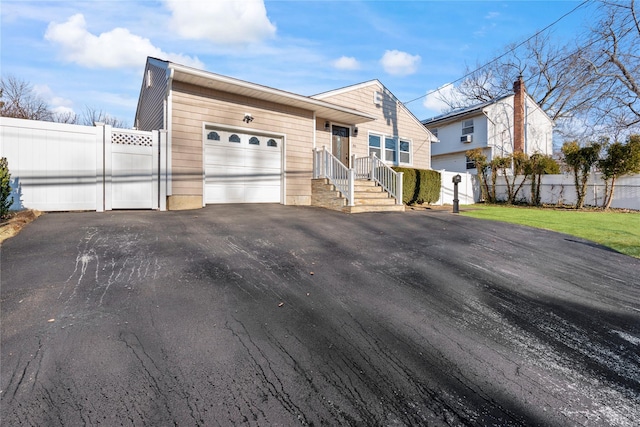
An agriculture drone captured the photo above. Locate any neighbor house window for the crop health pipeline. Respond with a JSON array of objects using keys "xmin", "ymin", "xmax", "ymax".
[
  {"xmin": 229, "ymin": 134, "xmax": 241, "ymax": 143},
  {"xmin": 369, "ymin": 134, "xmax": 382, "ymax": 158},
  {"xmin": 399, "ymin": 139, "xmax": 411, "ymax": 164},
  {"xmin": 207, "ymin": 131, "xmax": 220, "ymax": 141},
  {"xmin": 249, "ymin": 136, "xmax": 260, "ymax": 145},
  {"xmin": 431, "ymin": 128, "xmax": 438, "ymax": 139},
  {"xmin": 466, "ymin": 155, "xmax": 476, "ymax": 170},
  {"xmin": 462, "ymin": 119, "xmax": 474, "ymax": 135},
  {"xmin": 385, "ymin": 137, "xmax": 396, "ymax": 162}
]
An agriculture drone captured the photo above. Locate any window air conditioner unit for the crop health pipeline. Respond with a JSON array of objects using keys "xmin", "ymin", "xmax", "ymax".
[{"xmin": 461, "ymin": 135, "xmax": 472, "ymax": 143}]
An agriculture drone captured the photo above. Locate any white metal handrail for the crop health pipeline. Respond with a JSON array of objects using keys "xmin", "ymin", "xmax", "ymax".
[
  {"xmin": 353, "ymin": 153, "xmax": 403, "ymax": 205},
  {"xmin": 313, "ymin": 146, "xmax": 355, "ymax": 206}
]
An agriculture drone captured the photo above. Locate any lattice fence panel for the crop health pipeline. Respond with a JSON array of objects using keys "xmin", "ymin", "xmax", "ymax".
[{"xmin": 112, "ymin": 131, "xmax": 153, "ymax": 146}]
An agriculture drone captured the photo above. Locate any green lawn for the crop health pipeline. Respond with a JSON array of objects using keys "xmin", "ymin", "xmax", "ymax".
[{"xmin": 460, "ymin": 205, "xmax": 640, "ymax": 259}]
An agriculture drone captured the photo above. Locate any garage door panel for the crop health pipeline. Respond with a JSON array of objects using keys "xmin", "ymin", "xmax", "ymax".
[
  {"xmin": 245, "ymin": 185, "xmax": 280, "ymax": 202},
  {"xmin": 206, "ymin": 145, "xmax": 245, "ymax": 168},
  {"xmin": 206, "ymin": 184, "xmax": 244, "ymax": 204},
  {"xmin": 205, "ymin": 131, "xmax": 282, "ymax": 204}
]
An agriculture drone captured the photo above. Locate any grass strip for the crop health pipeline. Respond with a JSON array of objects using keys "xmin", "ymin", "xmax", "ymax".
[{"xmin": 460, "ymin": 205, "xmax": 640, "ymax": 259}]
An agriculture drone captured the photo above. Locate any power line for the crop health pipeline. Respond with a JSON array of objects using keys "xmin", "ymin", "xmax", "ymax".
[{"xmin": 403, "ymin": 0, "xmax": 592, "ymax": 106}]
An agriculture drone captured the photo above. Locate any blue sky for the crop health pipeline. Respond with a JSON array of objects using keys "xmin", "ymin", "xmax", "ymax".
[{"xmin": 1, "ymin": 0, "xmax": 594, "ymax": 127}]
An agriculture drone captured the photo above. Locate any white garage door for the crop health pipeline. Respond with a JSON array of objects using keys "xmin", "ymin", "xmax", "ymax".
[{"xmin": 205, "ymin": 130, "xmax": 282, "ymax": 204}]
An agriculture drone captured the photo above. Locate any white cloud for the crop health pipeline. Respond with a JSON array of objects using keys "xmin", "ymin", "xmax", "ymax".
[
  {"xmin": 380, "ymin": 50, "xmax": 420, "ymax": 76},
  {"xmin": 485, "ymin": 11, "xmax": 500, "ymax": 19},
  {"xmin": 33, "ymin": 84, "xmax": 74, "ymax": 110},
  {"xmin": 422, "ymin": 83, "xmax": 458, "ymax": 114},
  {"xmin": 44, "ymin": 14, "xmax": 203, "ymax": 69},
  {"xmin": 333, "ymin": 56, "xmax": 360, "ymax": 70},
  {"xmin": 165, "ymin": 0, "xmax": 276, "ymax": 45}
]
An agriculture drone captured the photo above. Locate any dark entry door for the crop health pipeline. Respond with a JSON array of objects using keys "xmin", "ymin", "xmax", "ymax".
[{"xmin": 332, "ymin": 125, "xmax": 350, "ymax": 166}]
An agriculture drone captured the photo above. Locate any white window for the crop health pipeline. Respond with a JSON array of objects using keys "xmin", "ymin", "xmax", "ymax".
[
  {"xmin": 369, "ymin": 134, "xmax": 382, "ymax": 158},
  {"xmin": 462, "ymin": 119, "xmax": 474, "ymax": 135},
  {"xmin": 369, "ymin": 133, "xmax": 411, "ymax": 165},
  {"xmin": 466, "ymin": 155, "xmax": 476, "ymax": 170},
  {"xmin": 399, "ymin": 139, "xmax": 411, "ymax": 164},
  {"xmin": 385, "ymin": 137, "xmax": 396, "ymax": 162}
]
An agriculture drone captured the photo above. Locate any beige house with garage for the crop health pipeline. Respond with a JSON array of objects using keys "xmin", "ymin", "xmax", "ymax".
[{"xmin": 135, "ymin": 57, "xmax": 435, "ymax": 211}]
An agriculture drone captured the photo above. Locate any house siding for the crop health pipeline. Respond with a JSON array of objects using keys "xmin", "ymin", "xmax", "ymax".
[
  {"xmin": 427, "ymin": 94, "xmax": 553, "ymax": 173},
  {"xmin": 316, "ymin": 83, "xmax": 432, "ymax": 170},
  {"xmin": 136, "ymin": 61, "xmax": 168, "ymax": 131},
  {"xmin": 170, "ymin": 81, "xmax": 315, "ymax": 205}
]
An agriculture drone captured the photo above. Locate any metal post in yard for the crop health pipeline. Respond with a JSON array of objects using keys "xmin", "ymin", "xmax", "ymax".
[{"xmin": 452, "ymin": 174, "xmax": 461, "ymax": 213}]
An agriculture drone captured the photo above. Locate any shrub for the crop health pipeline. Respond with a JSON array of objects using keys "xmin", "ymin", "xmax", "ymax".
[
  {"xmin": 0, "ymin": 157, "xmax": 13, "ymax": 219},
  {"xmin": 393, "ymin": 167, "xmax": 441, "ymax": 205}
]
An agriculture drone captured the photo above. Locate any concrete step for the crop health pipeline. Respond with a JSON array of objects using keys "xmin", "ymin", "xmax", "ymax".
[
  {"xmin": 354, "ymin": 190, "xmax": 390, "ymax": 199},
  {"xmin": 344, "ymin": 204, "xmax": 406, "ymax": 213},
  {"xmin": 354, "ymin": 185, "xmax": 384, "ymax": 192},
  {"xmin": 354, "ymin": 195, "xmax": 397, "ymax": 206}
]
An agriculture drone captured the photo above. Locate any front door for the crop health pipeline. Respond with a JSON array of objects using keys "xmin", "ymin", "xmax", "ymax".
[{"xmin": 332, "ymin": 125, "xmax": 350, "ymax": 166}]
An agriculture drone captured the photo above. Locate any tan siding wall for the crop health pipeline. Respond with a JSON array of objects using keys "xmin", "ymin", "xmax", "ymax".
[
  {"xmin": 318, "ymin": 84, "xmax": 432, "ymax": 170},
  {"xmin": 170, "ymin": 81, "xmax": 315, "ymax": 204}
]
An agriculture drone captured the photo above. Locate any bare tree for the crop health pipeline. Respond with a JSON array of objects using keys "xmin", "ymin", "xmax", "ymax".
[
  {"xmin": 438, "ymin": 34, "xmax": 595, "ymax": 125},
  {"xmin": 437, "ymin": 1, "xmax": 640, "ymax": 139},
  {"xmin": 581, "ymin": 0, "xmax": 640, "ymax": 130},
  {"xmin": 52, "ymin": 110, "xmax": 79, "ymax": 124},
  {"xmin": 80, "ymin": 107, "xmax": 128, "ymax": 129},
  {"xmin": 0, "ymin": 75, "xmax": 52, "ymax": 121},
  {"xmin": 1, "ymin": 75, "xmax": 128, "ymax": 128}
]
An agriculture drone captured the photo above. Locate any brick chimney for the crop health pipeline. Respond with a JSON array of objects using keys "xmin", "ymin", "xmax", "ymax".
[{"xmin": 513, "ymin": 76, "xmax": 525, "ymax": 153}]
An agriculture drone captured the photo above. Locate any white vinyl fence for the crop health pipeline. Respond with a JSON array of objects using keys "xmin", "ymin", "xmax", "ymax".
[
  {"xmin": 0, "ymin": 117, "xmax": 167, "ymax": 212},
  {"xmin": 434, "ymin": 170, "xmax": 639, "ymax": 210},
  {"xmin": 435, "ymin": 170, "xmax": 478, "ymax": 206},
  {"xmin": 492, "ymin": 173, "xmax": 640, "ymax": 210}
]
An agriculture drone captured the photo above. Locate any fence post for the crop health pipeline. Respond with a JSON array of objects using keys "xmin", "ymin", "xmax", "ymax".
[
  {"xmin": 102, "ymin": 124, "xmax": 113, "ymax": 211},
  {"xmin": 95, "ymin": 123, "xmax": 105, "ymax": 212},
  {"xmin": 370, "ymin": 153, "xmax": 376, "ymax": 181},
  {"xmin": 159, "ymin": 130, "xmax": 167, "ymax": 211},
  {"xmin": 347, "ymin": 168, "xmax": 355, "ymax": 206},
  {"xmin": 396, "ymin": 171, "xmax": 403, "ymax": 205},
  {"xmin": 151, "ymin": 131, "xmax": 159, "ymax": 210}
]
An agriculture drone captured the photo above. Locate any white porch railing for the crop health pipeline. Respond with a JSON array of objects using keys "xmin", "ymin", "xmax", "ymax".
[
  {"xmin": 353, "ymin": 153, "xmax": 403, "ymax": 205},
  {"xmin": 313, "ymin": 147, "xmax": 404, "ymax": 207},
  {"xmin": 313, "ymin": 146, "xmax": 355, "ymax": 206}
]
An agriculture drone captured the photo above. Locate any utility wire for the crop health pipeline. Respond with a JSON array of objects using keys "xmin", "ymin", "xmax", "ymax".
[{"xmin": 403, "ymin": 0, "xmax": 592, "ymax": 106}]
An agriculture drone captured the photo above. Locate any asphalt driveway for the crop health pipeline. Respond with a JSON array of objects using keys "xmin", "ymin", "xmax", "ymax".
[{"xmin": 1, "ymin": 205, "xmax": 639, "ymax": 426}]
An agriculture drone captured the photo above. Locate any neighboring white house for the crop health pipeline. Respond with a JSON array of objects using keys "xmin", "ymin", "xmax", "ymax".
[{"xmin": 423, "ymin": 77, "xmax": 554, "ymax": 173}]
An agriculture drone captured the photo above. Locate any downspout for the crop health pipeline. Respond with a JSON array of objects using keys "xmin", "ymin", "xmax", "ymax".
[{"xmin": 312, "ymin": 112, "xmax": 317, "ymax": 150}]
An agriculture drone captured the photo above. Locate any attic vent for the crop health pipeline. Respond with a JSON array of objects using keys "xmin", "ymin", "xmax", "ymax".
[
  {"xmin": 373, "ymin": 91, "xmax": 382, "ymax": 105},
  {"xmin": 146, "ymin": 69, "xmax": 152, "ymax": 88}
]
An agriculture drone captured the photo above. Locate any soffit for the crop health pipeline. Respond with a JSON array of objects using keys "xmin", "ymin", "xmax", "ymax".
[{"xmin": 169, "ymin": 65, "xmax": 376, "ymax": 124}]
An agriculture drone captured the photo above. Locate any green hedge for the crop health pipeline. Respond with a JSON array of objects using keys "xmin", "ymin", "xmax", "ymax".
[{"xmin": 392, "ymin": 167, "xmax": 441, "ymax": 205}]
